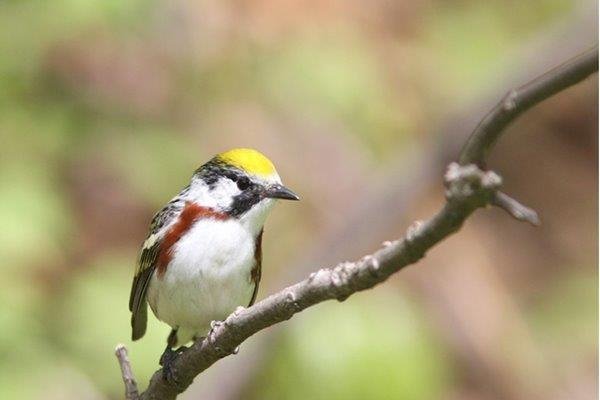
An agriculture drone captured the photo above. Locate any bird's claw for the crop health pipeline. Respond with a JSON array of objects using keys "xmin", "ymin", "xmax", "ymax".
[
  {"xmin": 159, "ymin": 346, "xmax": 186, "ymax": 367},
  {"xmin": 160, "ymin": 346, "xmax": 188, "ymax": 391},
  {"xmin": 210, "ymin": 320, "xmax": 223, "ymax": 330}
]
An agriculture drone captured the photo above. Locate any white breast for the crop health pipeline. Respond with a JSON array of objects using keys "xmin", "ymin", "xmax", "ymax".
[{"xmin": 147, "ymin": 217, "xmax": 256, "ymax": 343}]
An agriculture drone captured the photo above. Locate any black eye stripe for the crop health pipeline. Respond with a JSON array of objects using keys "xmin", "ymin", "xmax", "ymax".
[
  {"xmin": 228, "ymin": 187, "xmax": 262, "ymax": 217},
  {"xmin": 221, "ymin": 171, "xmax": 238, "ymax": 181},
  {"xmin": 237, "ymin": 176, "xmax": 251, "ymax": 190}
]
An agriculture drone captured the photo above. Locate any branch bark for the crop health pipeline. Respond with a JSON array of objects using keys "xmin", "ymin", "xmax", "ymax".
[
  {"xmin": 115, "ymin": 344, "xmax": 140, "ymax": 400},
  {"xmin": 459, "ymin": 46, "xmax": 598, "ymax": 166},
  {"xmin": 119, "ymin": 45, "xmax": 597, "ymax": 400}
]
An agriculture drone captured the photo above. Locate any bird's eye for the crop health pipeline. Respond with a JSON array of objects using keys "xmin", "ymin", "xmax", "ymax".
[
  {"xmin": 227, "ymin": 173, "xmax": 238, "ymax": 182},
  {"xmin": 237, "ymin": 176, "xmax": 251, "ymax": 190}
]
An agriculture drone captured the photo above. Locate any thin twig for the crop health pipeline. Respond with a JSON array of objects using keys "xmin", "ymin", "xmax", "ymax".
[
  {"xmin": 459, "ymin": 46, "xmax": 598, "ymax": 166},
  {"xmin": 459, "ymin": 46, "xmax": 597, "ymax": 225},
  {"xmin": 134, "ymin": 46, "xmax": 597, "ymax": 400},
  {"xmin": 115, "ymin": 344, "xmax": 140, "ymax": 400},
  {"xmin": 492, "ymin": 191, "xmax": 540, "ymax": 226}
]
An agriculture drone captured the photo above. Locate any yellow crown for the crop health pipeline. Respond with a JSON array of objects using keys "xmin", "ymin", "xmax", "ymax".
[{"xmin": 216, "ymin": 148, "xmax": 277, "ymax": 177}]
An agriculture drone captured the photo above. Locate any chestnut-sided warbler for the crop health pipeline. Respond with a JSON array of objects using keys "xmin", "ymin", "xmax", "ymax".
[{"xmin": 129, "ymin": 148, "xmax": 298, "ymax": 363}]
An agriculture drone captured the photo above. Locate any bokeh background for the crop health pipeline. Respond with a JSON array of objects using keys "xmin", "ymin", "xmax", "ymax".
[{"xmin": 0, "ymin": 0, "xmax": 597, "ymax": 399}]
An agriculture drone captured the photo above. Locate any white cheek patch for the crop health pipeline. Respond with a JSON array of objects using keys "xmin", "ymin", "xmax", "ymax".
[
  {"xmin": 186, "ymin": 177, "xmax": 241, "ymax": 210},
  {"xmin": 208, "ymin": 177, "xmax": 241, "ymax": 208}
]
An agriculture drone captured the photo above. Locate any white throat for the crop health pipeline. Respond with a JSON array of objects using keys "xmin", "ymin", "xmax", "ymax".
[{"xmin": 239, "ymin": 198, "xmax": 276, "ymax": 235}]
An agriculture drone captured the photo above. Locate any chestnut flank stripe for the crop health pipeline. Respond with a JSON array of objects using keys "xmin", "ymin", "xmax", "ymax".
[{"xmin": 157, "ymin": 202, "xmax": 229, "ymax": 277}]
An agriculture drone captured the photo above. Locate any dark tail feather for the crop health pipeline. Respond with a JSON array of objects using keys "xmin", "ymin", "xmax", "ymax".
[{"xmin": 131, "ymin": 304, "xmax": 148, "ymax": 341}]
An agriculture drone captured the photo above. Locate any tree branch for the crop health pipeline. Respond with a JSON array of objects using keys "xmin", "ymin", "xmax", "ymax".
[
  {"xmin": 458, "ymin": 46, "xmax": 598, "ymax": 166},
  {"xmin": 458, "ymin": 45, "xmax": 597, "ymax": 225},
  {"xmin": 121, "ymin": 46, "xmax": 597, "ymax": 400},
  {"xmin": 491, "ymin": 191, "xmax": 540, "ymax": 226},
  {"xmin": 115, "ymin": 344, "xmax": 140, "ymax": 400}
]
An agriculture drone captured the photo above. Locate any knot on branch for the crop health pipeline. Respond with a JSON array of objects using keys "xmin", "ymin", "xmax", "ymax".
[
  {"xmin": 405, "ymin": 220, "xmax": 424, "ymax": 244},
  {"xmin": 502, "ymin": 89, "xmax": 519, "ymax": 112},
  {"xmin": 444, "ymin": 163, "xmax": 501, "ymax": 206},
  {"xmin": 285, "ymin": 290, "xmax": 301, "ymax": 312},
  {"xmin": 361, "ymin": 255, "xmax": 382, "ymax": 277},
  {"xmin": 308, "ymin": 269, "xmax": 325, "ymax": 282},
  {"xmin": 331, "ymin": 262, "xmax": 358, "ymax": 301}
]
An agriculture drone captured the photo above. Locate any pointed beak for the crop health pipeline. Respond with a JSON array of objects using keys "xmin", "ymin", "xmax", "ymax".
[{"xmin": 265, "ymin": 184, "xmax": 300, "ymax": 201}]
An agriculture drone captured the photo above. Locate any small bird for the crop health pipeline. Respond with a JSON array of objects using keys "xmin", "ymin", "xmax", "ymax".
[{"xmin": 129, "ymin": 148, "xmax": 299, "ymax": 364}]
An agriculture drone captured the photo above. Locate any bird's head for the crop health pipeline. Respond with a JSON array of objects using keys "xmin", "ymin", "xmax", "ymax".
[{"xmin": 189, "ymin": 148, "xmax": 299, "ymax": 226}]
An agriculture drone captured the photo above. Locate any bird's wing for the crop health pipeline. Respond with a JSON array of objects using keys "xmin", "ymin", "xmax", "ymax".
[
  {"xmin": 129, "ymin": 194, "xmax": 186, "ymax": 341},
  {"xmin": 248, "ymin": 228, "xmax": 264, "ymax": 307}
]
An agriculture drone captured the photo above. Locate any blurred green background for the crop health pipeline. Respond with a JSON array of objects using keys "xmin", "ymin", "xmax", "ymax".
[{"xmin": 0, "ymin": 1, "xmax": 597, "ymax": 399}]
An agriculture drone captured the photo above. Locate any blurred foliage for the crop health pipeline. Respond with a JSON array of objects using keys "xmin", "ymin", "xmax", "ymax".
[
  {"xmin": 0, "ymin": 0, "xmax": 595, "ymax": 399},
  {"xmin": 253, "ymin": 293, "xmax": 451, "ymax": 400}
]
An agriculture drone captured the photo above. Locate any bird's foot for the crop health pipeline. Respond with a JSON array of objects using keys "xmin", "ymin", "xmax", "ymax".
[
  {"xmin": 208, "ymin": 320, "xmax": 224, "ymax": 341},
  {"xmin": 160, "ymin": 346, "xmax": 188, "ymax": 391}
]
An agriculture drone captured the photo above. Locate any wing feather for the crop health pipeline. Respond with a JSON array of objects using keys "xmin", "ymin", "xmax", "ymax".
[
  {"xmin": 248, "ymin": 229, "xmax": 263, "ymax": 307},
  {"xmin": 129, "ymin": 241, "xmax": 160, "ymax": 340},
  {"xmin": 129, "ymin": 196, "xmax": 185, "ymax": 340}
]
